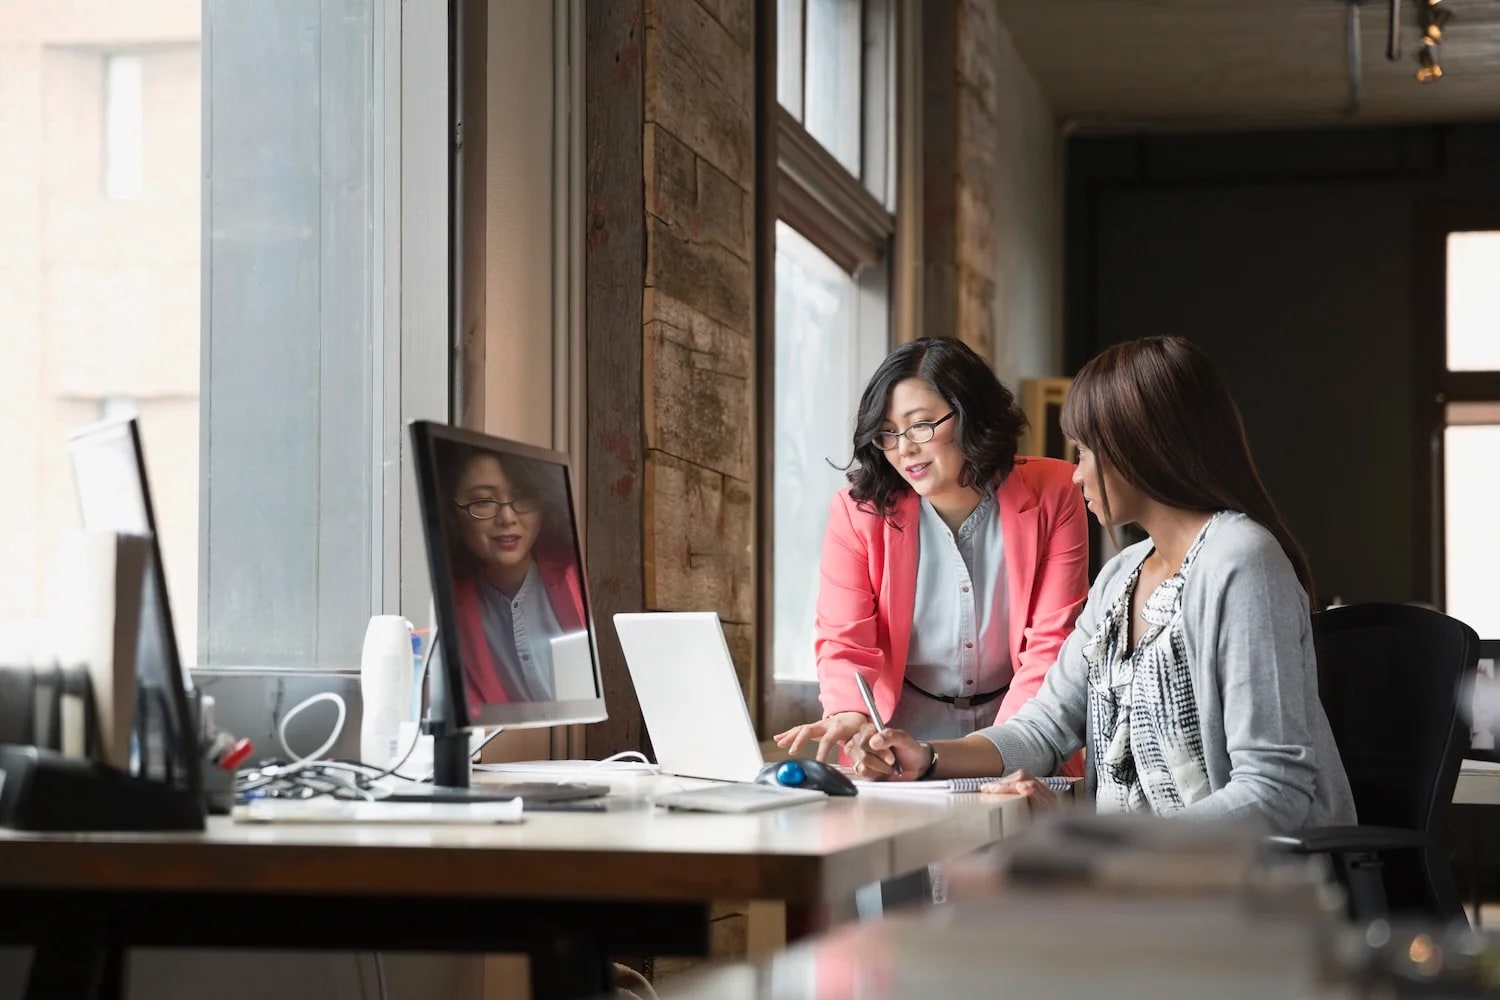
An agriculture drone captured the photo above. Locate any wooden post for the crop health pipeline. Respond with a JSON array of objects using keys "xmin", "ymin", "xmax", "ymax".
[
  {"xmin": 456, "ymin": 0, "xmax": 487, "ymax": 430},
  {"xmin": 584, "ymin": 0, "xmax": 648, "ymax": 758}
]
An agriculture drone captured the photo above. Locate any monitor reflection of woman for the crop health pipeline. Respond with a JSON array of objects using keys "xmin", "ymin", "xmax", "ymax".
[{"xmin": 442, "ymin": 447, "xmax": 585, "ymax": 708}]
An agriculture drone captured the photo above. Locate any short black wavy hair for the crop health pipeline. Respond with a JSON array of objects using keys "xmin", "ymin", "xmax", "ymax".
[{"xmin": 845, "ymin": 337, "xmax": 1028, "ymax": 521}]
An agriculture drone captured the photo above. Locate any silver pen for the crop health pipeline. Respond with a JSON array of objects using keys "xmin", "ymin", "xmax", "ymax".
[{"xmin": 853, "ymin": 673, "xmax": 901, "ymax": 776}]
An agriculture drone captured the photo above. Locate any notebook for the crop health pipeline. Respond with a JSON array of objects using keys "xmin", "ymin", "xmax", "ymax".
[{"xmin": 856, "ymin": 775, "xmax": 1075, "ymax": 795}]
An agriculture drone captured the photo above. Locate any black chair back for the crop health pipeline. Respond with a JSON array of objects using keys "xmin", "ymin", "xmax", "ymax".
[{"xmin": 1313, "ymin": 602, "xmax": 1479, "ymax": 917}]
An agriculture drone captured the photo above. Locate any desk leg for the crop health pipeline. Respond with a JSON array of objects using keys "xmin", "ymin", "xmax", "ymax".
[{"xmin": 528, "ymin": 932, "xmax": 611, "ymax": 999}]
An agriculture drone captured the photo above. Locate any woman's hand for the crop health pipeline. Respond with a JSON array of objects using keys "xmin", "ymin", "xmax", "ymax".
[
  {"xmin": 980, "ymin": 769, "xmax": 1060, "ymax": 810},
  {"xmin": 847, "ymin": 725, "xmax": 929, "ymax": 781},
  {"xmin": 772, "ymin": 711, "xmax": 868, "ymax": 762}
]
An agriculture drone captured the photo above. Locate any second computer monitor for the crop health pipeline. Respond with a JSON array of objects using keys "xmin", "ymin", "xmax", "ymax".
[
  {"xmin": 410, "ymin": 421, "xmax": 606, "ymax": 732},
  {"xmin": 66, "ymin": 416, "xmax": 201, "ymax": 797}
]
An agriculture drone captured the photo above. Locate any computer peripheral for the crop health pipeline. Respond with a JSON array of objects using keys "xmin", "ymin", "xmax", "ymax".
[
  {"xmin": 233, "ymin": 798, "xmax": 524, "ymax": 826},
  {"xmin": 67, "ymin": 416, "xmax": 201, "ymax": 799},
  {"xmin": 654, "ymin": 783, "xmax": 827, "ymax": 813},
  {"xmin": 407, "ymin": 421, "xmax": 609, "ymax": 803},
  {"xmin": 612, "ymin": 611, "xmax": 773, "ymax": 783},
  {"xmin": 1, "ymin": 417, "xmax": 206, "ymax": 833},
  {"xmin": 756, "ymin": 759, "xmax": 858, "ymax": 797}
]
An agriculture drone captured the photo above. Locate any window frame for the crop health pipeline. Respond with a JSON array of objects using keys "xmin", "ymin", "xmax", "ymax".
[
  {"xmin": 103, "ymin": 51, "xmax": 144, "ymax": 201},
  {"xmin": 756, "ymin": 0, "xmax": 920, "ymax": 736},
  {"xmin": 1416, "ymin": 199, "xmax": 1500, "ymax": 621},
  {"xmin": 391, "ymin": 0, "xmax": 452, "ymax": 631}
]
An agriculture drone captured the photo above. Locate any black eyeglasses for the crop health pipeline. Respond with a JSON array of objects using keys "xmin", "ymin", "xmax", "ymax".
[
  {"xmin": 454, "ymin": 496, "xmax": 539, "ymax": 520},
  {"xmin": 871, "ymin": 411, "xmax": 955, "ymax": 452}
]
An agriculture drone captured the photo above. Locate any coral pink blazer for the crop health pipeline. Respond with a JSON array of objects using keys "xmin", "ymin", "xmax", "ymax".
[{"xmin": 815, "ymin": 456, "xmax": 1089, "ymax": 737}]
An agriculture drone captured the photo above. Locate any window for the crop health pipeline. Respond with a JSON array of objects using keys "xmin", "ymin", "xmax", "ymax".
[
  {"xmin": 0, "ymin": 2, "xmax": 449, "ymax": 672},
  {"xmin": 766, "ymin": 0, "xmax": 907, "ymax": 705},
  {"xmin": 772, "ymin": 223, "xmax": 889, "ymax": 686},
  {"xmin": 103, "ymin": 53, "xmax": 143, "ymax": 201},
  {"xmin": 1439, "ymin": 228, "xmax": 1500, "ymax": 638},
  {"xmin": 1446, "ymin": 232, "xmax": 1500, "ymax": 372},
  {"xmin": 800, "ymin": 0, "xmax": 862, "ymax": 174},
  {"xmin": 1444, "ymin": 405, "xmax": 1500, "ymax": 636}
]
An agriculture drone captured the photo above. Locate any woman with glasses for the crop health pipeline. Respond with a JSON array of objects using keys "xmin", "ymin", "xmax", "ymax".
[
  {"xmin": 846, "ymin": 337, "xmax": 1356, "ymax": 833},
  {"xmin": 440, "ymin": 445, "xmax": 586, "ymax": 707},
  {"xmin": 774, "ymin": 337, "xmax": 1089, "ymax": 773}
]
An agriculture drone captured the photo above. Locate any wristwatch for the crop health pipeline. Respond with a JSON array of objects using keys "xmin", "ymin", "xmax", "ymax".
[{"xmin": 916, "ymin": 740, "xmax": 940, "ymax": 781}]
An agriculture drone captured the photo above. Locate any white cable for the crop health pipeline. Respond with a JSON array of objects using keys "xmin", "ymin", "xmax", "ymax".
[
  {"xmin": 373, "ymin": 952, "xmax": 388, "ymax": 1000},
  {"xmin": 271, "ymin": 691, "xmax": 347, "ymax": 776},
  {"xmin": 592, "ymin": 750, "xmax": 658, "ymax": 773}
]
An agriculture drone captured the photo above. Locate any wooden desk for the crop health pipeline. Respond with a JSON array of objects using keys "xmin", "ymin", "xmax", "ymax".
[{"xmin": 0, "ymin": 777, "xmax": 1028, "ymax": 999}]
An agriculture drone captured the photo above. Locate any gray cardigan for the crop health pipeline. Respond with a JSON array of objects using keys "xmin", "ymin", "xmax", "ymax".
[{"xmin": 977, "ymin": 512, "xmax": 1357, "ymax": 833}]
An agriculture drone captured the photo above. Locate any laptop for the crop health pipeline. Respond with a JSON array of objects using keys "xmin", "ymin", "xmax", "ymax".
[
  {"xmin": 613, "ymin": 612, "xmax": 766, "ymax": 783},
  {"xmin": 613, "ymin": 612, "xmax": 828, "ymax": 813}
]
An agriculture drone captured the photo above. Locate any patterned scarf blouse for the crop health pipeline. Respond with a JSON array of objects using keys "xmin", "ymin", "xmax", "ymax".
[{"xmin": 1086, "ymin": 512, "xmax": 1224, "ymax": 815}]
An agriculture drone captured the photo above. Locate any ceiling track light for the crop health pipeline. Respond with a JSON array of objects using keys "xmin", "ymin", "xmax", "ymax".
[
  {"xmin": 1415, "ymin": 0, "xmax": 1450, "ymax": 83},
  {"xmin": 1346, "ymin": 0, "xmax": 1363, "ymax": 114},
  {"xmin": 1417, "ymin": 45, "xmax": 1444, "ymax": 82}
]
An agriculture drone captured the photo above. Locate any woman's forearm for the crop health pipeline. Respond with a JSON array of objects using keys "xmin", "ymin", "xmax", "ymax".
[{"xmin": 927, "ymin": 734, "xmax": 1005, "ymax": 779}]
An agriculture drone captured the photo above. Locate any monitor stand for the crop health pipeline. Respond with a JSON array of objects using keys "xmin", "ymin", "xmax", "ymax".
[{"xmin": 378, "ymin": 727, "xmax": 608, "ymax": 807}]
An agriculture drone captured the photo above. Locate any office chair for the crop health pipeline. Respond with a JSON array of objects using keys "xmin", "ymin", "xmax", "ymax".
[{"xmin": 1266, "ymin": 603, "xmax": 1479, "ymax": 924}]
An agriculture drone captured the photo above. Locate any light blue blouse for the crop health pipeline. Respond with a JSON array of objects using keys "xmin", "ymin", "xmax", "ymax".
[
  {"xmin": 475, "ymin": 563, "xmax": 563, "ymax": 702},
  {"xmin": 888, "ymin": 491, "xmax": 1013, "ymax": 740}
]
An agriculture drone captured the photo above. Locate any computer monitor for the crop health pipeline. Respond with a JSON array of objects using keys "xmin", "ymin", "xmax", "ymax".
[
  {"xmin": 410, "ymin": 420, "xmax": 606, "ymax": 789},
  {"xmin": 66, "ymin": 417, "xmax": 201, "ymax": 799}
]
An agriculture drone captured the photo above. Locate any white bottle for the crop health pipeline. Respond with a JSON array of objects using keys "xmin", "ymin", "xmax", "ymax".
[{"xmin": 360, "ymin": 615, "xmax": 413, "ymax": 766}]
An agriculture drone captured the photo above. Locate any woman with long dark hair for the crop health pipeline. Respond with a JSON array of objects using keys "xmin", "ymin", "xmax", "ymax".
[
  {"xmin": 847, "ymin": 337, "xmax": 1356, "ymax": 831},
  {"xmin": 774, "ymin": 337, "xmax": 1089, "ymax": 770}
]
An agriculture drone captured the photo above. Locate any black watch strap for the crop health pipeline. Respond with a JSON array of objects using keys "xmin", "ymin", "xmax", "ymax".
[{"xmin": 916, "ymin": 741, "xmax": 940, "ymax": 781}]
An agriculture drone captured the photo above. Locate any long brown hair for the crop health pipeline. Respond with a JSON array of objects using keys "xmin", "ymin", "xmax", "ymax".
[{"xmin": 1060, "ymin": 336, "xmax": 1315, "ymax": 601}]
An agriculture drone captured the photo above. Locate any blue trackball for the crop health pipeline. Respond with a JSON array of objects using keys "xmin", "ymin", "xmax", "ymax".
[{"xmin": 776, "ymin": 761, "xmax": 806, "ymax": 786}]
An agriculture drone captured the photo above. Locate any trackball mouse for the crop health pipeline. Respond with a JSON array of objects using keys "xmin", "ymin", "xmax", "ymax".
[{"xmin": 755, "ymin": 758, "xmax": 858, "ymax": 796}]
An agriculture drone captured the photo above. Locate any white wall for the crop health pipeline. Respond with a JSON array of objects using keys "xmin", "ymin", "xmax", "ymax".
[
  {"xmin": 484, "ymin": 0, "xmax": 562, "ymax": 448},
  {"xmin": 980, "ymin": 5, "xmax": 1062, "ymax": 384}
]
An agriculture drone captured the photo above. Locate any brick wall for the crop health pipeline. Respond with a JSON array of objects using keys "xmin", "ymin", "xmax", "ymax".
[{"xmin": 641, "ymin": 0, "xmax": 757, "ymax": 710}]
